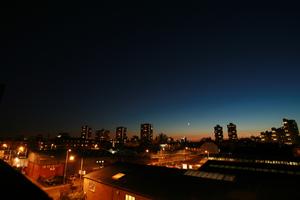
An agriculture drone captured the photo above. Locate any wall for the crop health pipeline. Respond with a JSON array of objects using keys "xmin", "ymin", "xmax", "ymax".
[
  {"xmin": 83, "ymin": 178, "xmax": 150, "ymax": 200},
  {"xmin": 25, "ymin": 161, "xmax": 64, "ymax": 180}
]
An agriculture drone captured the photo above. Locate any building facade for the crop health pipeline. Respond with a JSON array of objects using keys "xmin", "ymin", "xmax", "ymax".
[
  {"xmin": 116, "ymin": 127, "xmax": 127, "ymax": 144},
  {"xmin": 81, "ymin": 125, "xmax": 93, "ymax": 140},
  {"xmin": 214, "ymin": 125, "xmax": 223, "ymax": 143},
  {"xmin": 84, "ymin": 178, "xmax": 148, "ymax": 200},
  {"xmin": 95, "ymin": 129, "xmax": 110, "ymax": 143},
  {"xmin": 25, "ymin": 152, "xmax": 64, "ymax": 181},
  {"xmin": 227, "ymin": 123, "xmax": 238, "ymax": 141},
  {"xmin": 140, "ymin": 123, "xmax": 153, "ymax": 144},
  {"xmin": 260, "ymin": 130, "xmax": 272, "ymax": 143},
  {"xmin": 283, "ymin": 118, "xmax": 299, "ymax": 145},
  {"xmin": 260, "ymin": 119, "xmax": 299, "ymax": 145}
]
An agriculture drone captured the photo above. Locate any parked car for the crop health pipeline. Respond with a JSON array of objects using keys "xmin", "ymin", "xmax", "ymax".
[{"xmin": 44, "ymin": 176, "xmax": 63, "ymax": 186}]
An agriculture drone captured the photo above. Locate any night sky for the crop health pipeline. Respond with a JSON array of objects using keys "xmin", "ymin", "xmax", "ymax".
[{"xmin": 1, "ymin": 2, "xmax": 300, "ymax": 139}]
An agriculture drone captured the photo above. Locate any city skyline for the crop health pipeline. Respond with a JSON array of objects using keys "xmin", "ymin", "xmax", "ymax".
[
  {"xmin": 1, "ymin": 118, "xmax": 298, "ymax": 142},
  {"xmin": 2, "ymin": 2, "xmax": 300, "ymax": 200},
  {"xmin": 2, "ymin": 2, "xmax": 300, "ymax": 139}
]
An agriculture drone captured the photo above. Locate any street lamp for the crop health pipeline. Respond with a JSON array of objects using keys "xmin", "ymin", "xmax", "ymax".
[
  {"xmin": 63, "ymin": 149, "xmax": 72, "ymax": 184},
  {"xmin": 18, "ymin": 146, "xmax": 24, "ymax": 152},
  {"xmin": 79, "ymin": 157, "xmax": 85, "ymax": 190},
  {"xmin": 17, "ymin": 146, "xmax": 27, "ymax": 160},
  {"xmin": 69, "ymin": 155, "xmax": 75, "ymax": 161},
  {"xmin": 204, "ymin": 150, "xmax": 209, "ymax": 159}
]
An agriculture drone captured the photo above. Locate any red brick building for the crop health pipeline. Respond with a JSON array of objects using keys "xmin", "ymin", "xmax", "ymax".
[
  {"xmin": 84, "ymin": 179, "xmax": 148, "ymax": 200},
  {"xmin": 25, "ymin": 152, "xmax": 64, "ymax": 180}
]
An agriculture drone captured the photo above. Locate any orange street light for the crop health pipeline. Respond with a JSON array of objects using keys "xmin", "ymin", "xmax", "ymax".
[
  {"xmin": 204, "ymin": 150, "xmax": 209, "ymax": 158},
  {"xmin": 69, "ymin": 155, "xmax": 75, "ymax": 161},
  {"xmin": 18, "ymin": 146, "xmax": 25, "ymax": 152}
]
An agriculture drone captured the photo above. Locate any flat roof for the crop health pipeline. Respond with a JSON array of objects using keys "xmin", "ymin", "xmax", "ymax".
[
  {"xmin": 84, "ymin": 161, "xmax": 300, "ymax": 199},
  {"xmin": 200, "ymin": 159, "xmax": 300, "ymax": 178},
  {"xmin": 84, "ymin": 162, "xmax": 234, "ymax": 199}
]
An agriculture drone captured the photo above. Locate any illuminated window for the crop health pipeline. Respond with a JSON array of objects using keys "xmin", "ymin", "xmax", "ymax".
[{"xmin": 125, "ymin": 194, "xmax": 135, "ymax": 200}]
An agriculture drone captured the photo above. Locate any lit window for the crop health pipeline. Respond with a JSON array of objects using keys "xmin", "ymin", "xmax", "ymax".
[{"xmin": 125, "ymin": 194, "xmax": 135, "ymax": 200}]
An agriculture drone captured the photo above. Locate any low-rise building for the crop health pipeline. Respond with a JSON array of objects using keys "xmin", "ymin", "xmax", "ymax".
[
  {"xmin": 25, "ymin": 152, "xmax": 64, "ymax": 180},
  {"xmin": 84, "ymin": 160, "xmax": 300, "ymax": 200}
]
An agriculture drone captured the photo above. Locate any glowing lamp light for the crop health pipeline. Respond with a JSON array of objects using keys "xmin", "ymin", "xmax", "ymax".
[
  {"xmin": 18, "ymin": 146, "xmax": 25, "ymax": 152},
  {"xmin": 69, "ymin": 155, "xmax": 75, "ymax": 161}
]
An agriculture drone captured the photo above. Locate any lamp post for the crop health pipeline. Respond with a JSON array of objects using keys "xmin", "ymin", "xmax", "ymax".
[
  {"xmin": 79, "ymin": 157, "xmax": 84, "ymax": 180},
  {"xmin": 2, "ymin": 143, "xmax": 8, "ymax": 149},
  {"xmin": 204, "ymin": 150, "xmax": 209, "ymax": 159},
  {"xmin": 79, "ymin": 157, "xmax": 84, "ymax": 190},
  {"xmin": 63, "ymin": 149, "xmax": 72, "ymax": 184},
  {"xmin": 18, "ymin": 146, "xmax": 24, "ymax": 153}
]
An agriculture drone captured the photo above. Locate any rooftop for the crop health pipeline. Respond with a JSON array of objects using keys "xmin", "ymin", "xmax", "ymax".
[
  {"xmin": 84, "ymin": 162, "xmax": 234, "ymax": 199},
  {"xmin": 84, "ymin": 161, "xmax": 300, "ymax": 199}
]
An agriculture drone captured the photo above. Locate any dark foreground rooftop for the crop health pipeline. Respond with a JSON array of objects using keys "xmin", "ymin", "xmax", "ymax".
[
  {"xmin": 0, "ymin": 160, "xmax": 51, "ymax": 200},
  {"xmin": 84, "ymin": 161, "xmax": 300, "ymax": 200}
]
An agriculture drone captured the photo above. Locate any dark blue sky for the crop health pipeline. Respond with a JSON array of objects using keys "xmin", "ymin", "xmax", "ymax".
[{"xmin": 1, "ymin": 1, "xmax": 300, "ymax": 139}]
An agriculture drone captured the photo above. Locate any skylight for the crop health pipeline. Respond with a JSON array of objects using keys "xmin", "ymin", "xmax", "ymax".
[{"xmin": 112, "ymin": 173, "xmax": 126, "ymax": 180}]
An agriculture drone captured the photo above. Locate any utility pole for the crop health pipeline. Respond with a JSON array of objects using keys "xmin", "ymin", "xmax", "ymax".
[
  {"xmin": 80, "ymin": 157, "xmax": 84, "ymax": 190},
  {"xmin": 8, "ymin": 149, "xmax": 12, "ymax": 165},
  {"xmin": 63, "ymin": 149, "xmax": 71, "ymax": 184}
]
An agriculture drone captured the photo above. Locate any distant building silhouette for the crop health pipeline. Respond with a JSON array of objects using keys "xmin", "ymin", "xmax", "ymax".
[
  {"xmin": 214, "ymin": 125, "xmax": 223, "ymax": 143},
  {"xmin": 140, "ymin": 123, "xmax": 153, "ymax": 143},
  {"xmin": 81, "ymin": 125, "xmax": 92, "ymax": 139},
  {"xmin": 260, "ymin": 119, "xmax": 299, "ymax": 145},
  {"xmin": 227, "ymin": 123, "xmax": 238, "ymax": 141},
  {"xmin": 180, "ymin": 136, "xmax": 188, "ymax": 144},
  {"xmin": 95, "ymin": 129, "xmax": 110, "ymax": 142},
  {"xmin": 130, "ymin": 135, "xmax": 139, "ymax": 143},
  {"xmin": 260, "ymin": 130, "xmax": 272, "ymax": 143},
  {"xmin": 116, "ymin": 127, "xmax": 127, "ymax": 144},
  {"xmin": 271, "ymin": 127, "xmax": 284, "ymax": 144},
  {"xmin": 283, "ymin": 118, "xmax": 299, "ymax": 145}
]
